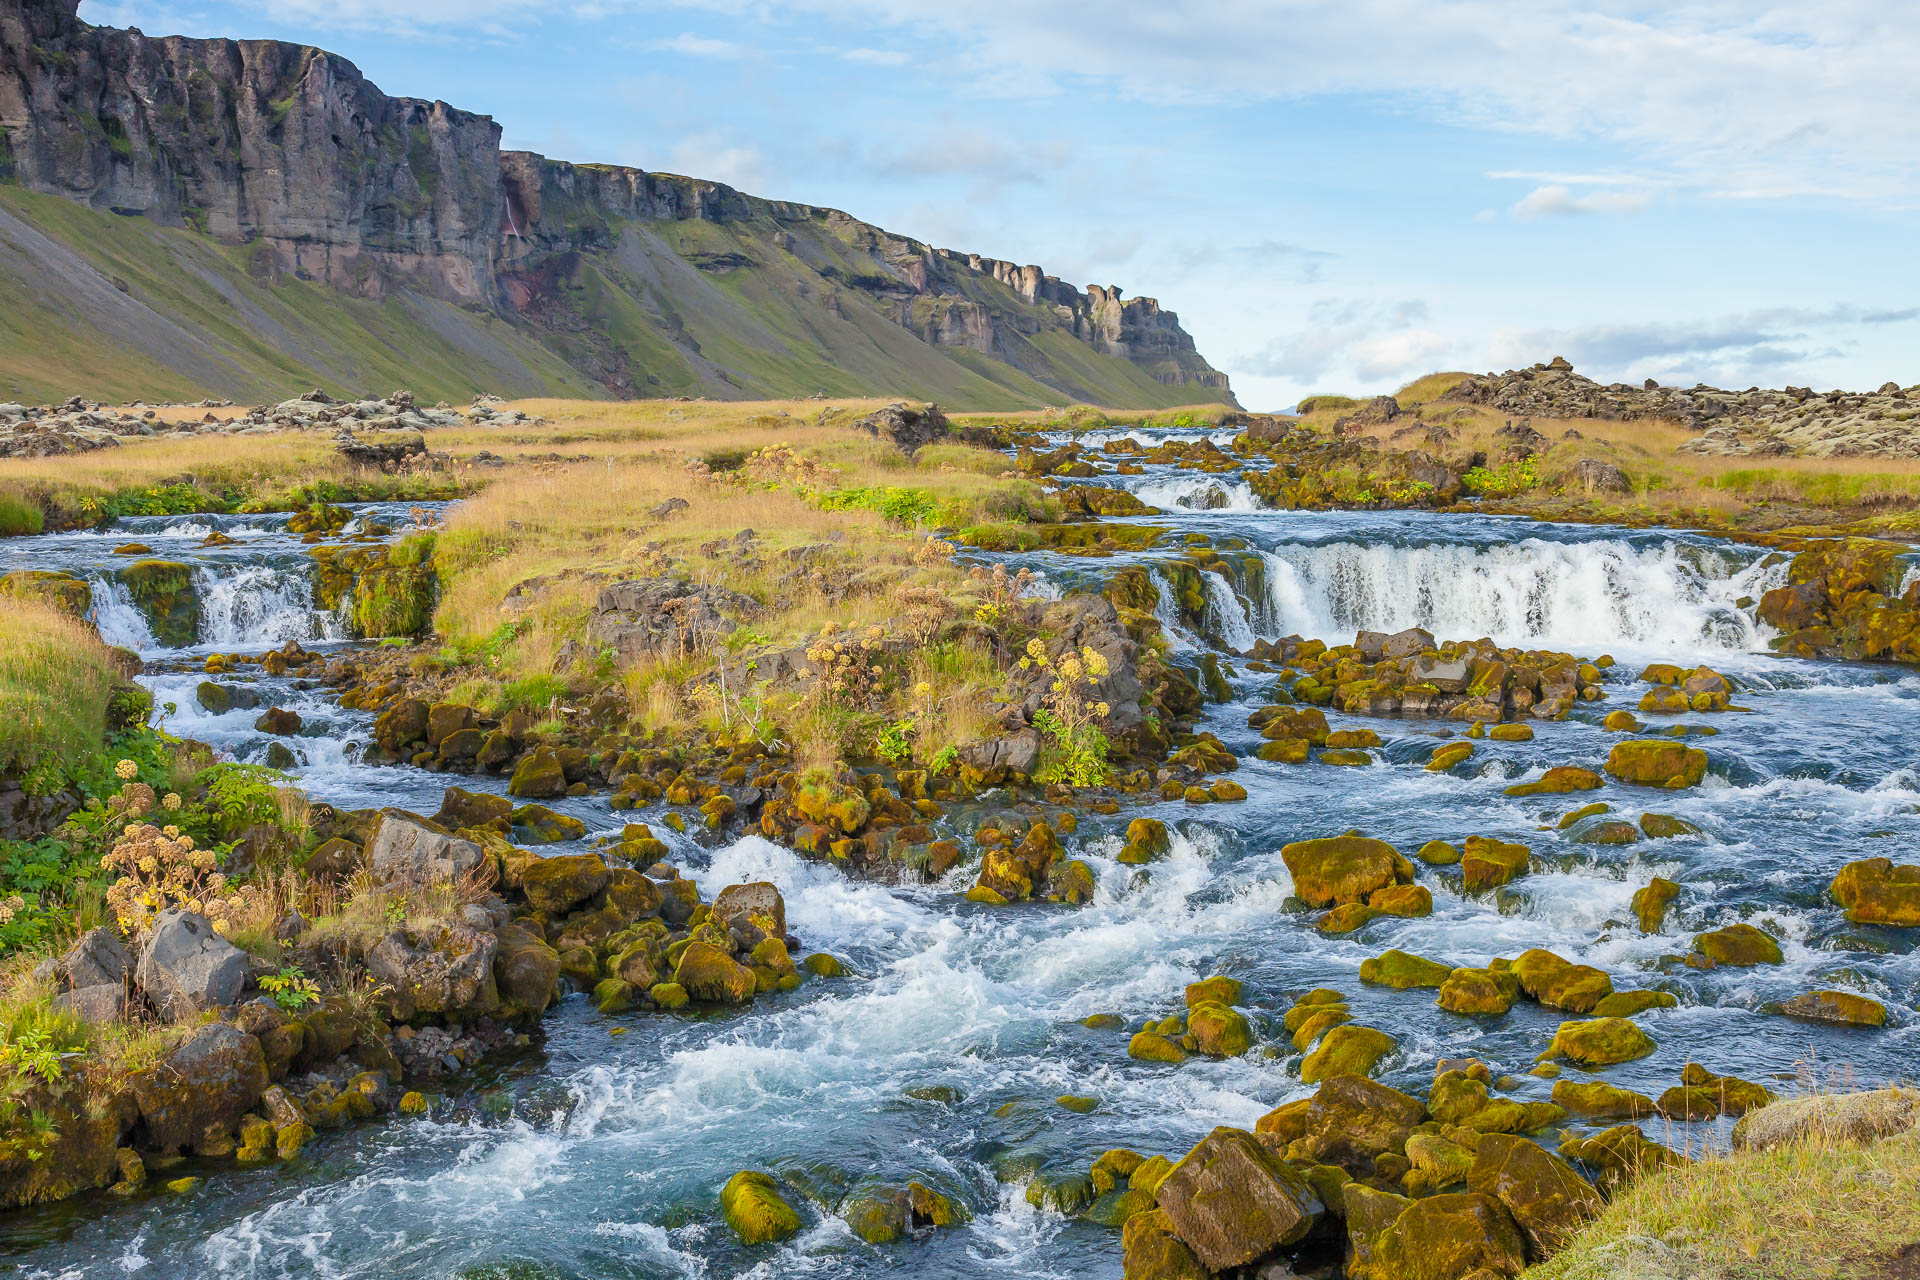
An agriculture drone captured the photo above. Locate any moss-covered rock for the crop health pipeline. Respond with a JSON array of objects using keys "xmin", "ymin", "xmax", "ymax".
[
  {"xmin": 672, "ymin": 941, "xmax": 755, "ymax": 1004},
  {"xmin": 0, "ymin": 569, "xmax": 89, "ymax": 617},
  {"xmin": 1551, "ymin": 1079, "xmax": 1656, "ymax": 1119},
  {"xmin": 721, "ymin": 1170, "xmax": 801, "ymax": 1244},
  {"xmin": 1359, "ymin": 1191, "xmax": 1527, "ymax": 1280},
  {"xmin": 519, "ymin": 853, "xmax": 610, "ymax": 916},
  {"xmin": 1416, "ymin": 839, "xmax": 1461, "ymax": 866},
  {"xmin": 1505, "ymin": 766, "xmax": 1603, "ymax": 797},
  {"xmin": 1281, "ymin": 835, "xmax": 1414, "ymax": 907},
  {"xmin": 508, "ymin": 747, "xmax": 568, "ymax": 799},
  {"xmin": 1691, "ymin": 922, "xmax": 1783, "ymax": 967},
  {"xmin": 117, "ymin": 559, "xmax": 199, "ymax": 646},
  {"xmin": 1120, "ymin": 1207, "xmax": 1209, "ymax": 1280},
  {"xmin": 1638, "ymin": 811, "xmax": 1701, "ymax": 838},
  {"xmin": 1775, "ymin": 989, "xmax": 1889, "ymax": 1027},
  {"xmin": 1461, "ymin": 835, "xmax": 1530, "ymax": 893},
  {"xmin": 1426, "ymin": 742, "xmax": 1474, "ymax": 772},
  {"xmin": 1466, "ymin": 1132, "xmax": 1601, "ymax": 1257},
  {"xmin": 1537, "ymin": 1017, "xmax": 1656, "ymax": 1067},
  {"xmin": 1556, "ymin": 1124, "xmax": 1687, "ymax": 1194},
  {"xmin": 1368, "ymin": 883, "xmax": 1433, "ymax": 917},
  {"xmin": 1590, "ymin": 989, "xmax": 1677, "ymax": 1017},
  {"xmin": 1360, "ymin": 949, "xmax": 1453, "ymax": 990},
  {"xmin": 1828, "ymin": 857, "xmax": 1920, "ymax": 927},
  {"xmin": 1511, "ymin": 949, "xmax": 1614, "ymax": 1014},
  {"xmin": 1118, "ymin": 817, "xmax": 1171, "ymax": 864},
  {"xmin": 1436, "ymin": 967, "xmax": 1520, "ymax": 1017},
  {"xmin": 1153, "ymin": 1126, "xmax": 1322, "ymax": 1271},
  {"xmin": 1630, "ymin": 876, "xmax": 1680, "ymax": 933},
  {"xmin": 1604, "ymin": 739, "xmax": 1708, "ymax": 789},
  {"xmin": 1128, "ymin": 1031, "xmax": 1186, "ymax": 1064},
  {"xmin": 1301, "ymin": 1025, "xmax": 1396, "ymax": 1083},
  {"xmin": 1185, "ymin": 1003, "xmax": 1254, "ymax": 1057}
]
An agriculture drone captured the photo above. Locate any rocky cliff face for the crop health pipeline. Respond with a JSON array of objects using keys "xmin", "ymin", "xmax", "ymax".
[{"xmin": 0, "ymin": 0, "xmax": 1232, "ymax": 405}]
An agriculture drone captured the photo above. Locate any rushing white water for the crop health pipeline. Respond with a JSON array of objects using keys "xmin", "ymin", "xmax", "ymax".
[
  {"xmin": 86, "ymin": 575, "xmax": 159, "ymax": 651},
  {"xmin": 1252, "ymin": 537, "xmax": 1785, "ymax": 653},
  {"xmin": 196, "ymin": 565, "xmax": 342, "ymax": 648},
  {"xmin": 1151, "ymin": 570, "xmax": 1198, "ymax": 651},
  {"xmin": 1129, "ymin": 475, "xmax": 1263, "ymax": 513},
  {"xmin": 1201, "ymin": 571, "xmax": 1258, "ymax": 653}
]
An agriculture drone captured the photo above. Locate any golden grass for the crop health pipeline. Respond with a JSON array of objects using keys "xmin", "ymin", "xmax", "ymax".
[
  {"xmin": 0, "ymin": 599, "xmax": 125, "ymax": 775},
  {"xmin": 1531, "ymin": 1088, "xmax": 1920, "ymax": 1280}
]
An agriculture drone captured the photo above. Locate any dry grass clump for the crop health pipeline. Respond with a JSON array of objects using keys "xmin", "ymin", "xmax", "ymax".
[
  {"xmin": 0, "ymin": 599, "xmax": 125, "ymax": 777},
  {"xmin": 1532, "ymin": 1083, "xmax": 1920, "ymax": 1280}
]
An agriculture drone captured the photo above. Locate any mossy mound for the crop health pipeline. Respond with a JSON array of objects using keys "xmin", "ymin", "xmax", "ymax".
[
  {"xmin": 720, "ymin": 1170, "xmax": 801, "ymax": 1244},
  {"xmin": 1538, "ymin": 1017, "xmax": 1656, "ymax": 1067},
  {"xmin": 1360, "ymin": 949, "xmax": 1452, "ymax": 990},
  {"xmin": 1281, "ymin": 835, "xmax": 1414, "ymax": 907},
  {"xmin": 1604, "ymin": 739, "xmax": 1707, "ymax": 789},
  {"xmin": 1461, "ymin": 835, "xmax": 1530, "ymax": 893},
  {"xmin": 1829, "ymin": 857, "xmax": 1920, "ymax": 926},
  {"xmin": 1505, "ymin": 766, "xmax": 1603, "ymax": 797},
  {"xmin": 1691, "ymin": 922, "xmax": 1783, "ymax": 967},
  {"xmin": 1301, "ymin": 1025, "xmax": 1396, "ymax": 1083},
  {"xmin": 117, "ymin": 558, "xmax": 199, "ymax": 646}
]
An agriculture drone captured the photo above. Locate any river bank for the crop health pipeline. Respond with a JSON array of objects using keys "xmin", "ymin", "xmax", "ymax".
[{"xmin": 0, "ymin": 390, "xmax": 1913, "ymax": 1279}]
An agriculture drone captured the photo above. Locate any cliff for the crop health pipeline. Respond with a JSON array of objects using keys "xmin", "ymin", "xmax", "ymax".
[{"xmin": 0, "ymin": 0, "xmax": 1233, "ymax": 407}]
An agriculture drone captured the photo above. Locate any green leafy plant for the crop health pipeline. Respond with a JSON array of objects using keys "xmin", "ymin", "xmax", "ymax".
[
  {"xmin": 1461, "ymin": 456, "xmax": 1540, "ymax": 498},
  {"xmin": 0, "ymin": 1028, "xmax": 65, "ymax": 1084},
  {"xmin": 928, "ymin": 745, "xmax": 959, "ymax": 775},
  {"xmin": 874, "ymin": 718, "xmax": 914, "ymax": 763},
  {"xmin": 259, "ymin": 965, "xmax": 321, "ymax": 1011}
]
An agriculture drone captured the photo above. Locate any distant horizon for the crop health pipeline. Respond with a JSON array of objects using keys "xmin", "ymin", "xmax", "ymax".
[{"xmin": 78, "ymin": 1, "xmax": 1920, "ymax": 413}]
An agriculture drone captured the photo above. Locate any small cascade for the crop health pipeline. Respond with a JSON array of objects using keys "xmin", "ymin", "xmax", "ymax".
[
  {"xmin": 1150, "ymin": 570, "xmax": 1198, "ymax": 651},
  {"xmin": 1128, "ymin": 474, "xmax": 1263, "ymax": 512},
  {"xmin": 1257, "ymin": 537, "xmax": 1786, "ymax": 653},
  {"xmin": 195, "ymin": 565, "xmax": 342, "ymax": 648},
  {"xmin": 1201, "ymin": 570, "xmax": 1258, "ymax": 653},
  {"xmin": 87, "ymin": 576, "xmax": 158, "ymax": 651}
]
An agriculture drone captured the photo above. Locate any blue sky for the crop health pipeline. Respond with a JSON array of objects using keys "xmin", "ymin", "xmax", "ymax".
[{"xmin": 84, "ymin": 1, "xmax": 1920, "ymax": 411}]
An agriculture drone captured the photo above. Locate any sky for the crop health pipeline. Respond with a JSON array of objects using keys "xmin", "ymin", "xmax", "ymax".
[{"xmin": 82, "ymin": 1, "xmax": 1920, "ymax": 412}]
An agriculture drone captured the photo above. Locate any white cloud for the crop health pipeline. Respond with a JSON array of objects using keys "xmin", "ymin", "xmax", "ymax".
[
  {"xmin": 667, "ymin": 0, "xmax": 1920, "ymax": 204},
  {"xmin": 648, "ymin": 32, "xmax": 748, "ymax": 58},
  {"xmin": 664, "ymin": 131, "xmax": 769, "ymax": 189},
  {"xmin": 1235, "ymin": 299, "xmax": 1452, "ymax": 386},
  {"xmin": 1510, "ymin": 184, "xmax": 1650, "ymax": 218},
  {"xmin": 842, "ymin": 47, "xmax": 911, "ymax": 65},
  {"xmin": 1485, "ymin": 305, "xmax": 1920, "ymax": 385}
]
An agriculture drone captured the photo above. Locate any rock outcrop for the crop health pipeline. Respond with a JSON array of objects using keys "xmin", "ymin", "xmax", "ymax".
[
  {"xmin": 0, "ymin": 0, "xmax": 1232, "ymax": 406},
  {"xmin": 1445, "ymin": 358, "xmax": 1920, "ymax": 458}
]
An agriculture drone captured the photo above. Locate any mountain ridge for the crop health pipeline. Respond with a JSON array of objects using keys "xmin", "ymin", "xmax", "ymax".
[{"xmin": 0, "ymin": 0, "xmax": 1234, "ymax": 407}]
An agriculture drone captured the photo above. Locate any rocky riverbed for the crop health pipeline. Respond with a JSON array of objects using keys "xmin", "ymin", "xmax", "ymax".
[{"xmin": 0, "ymin": 426, "xmax": 1915, "ymax": 1280}]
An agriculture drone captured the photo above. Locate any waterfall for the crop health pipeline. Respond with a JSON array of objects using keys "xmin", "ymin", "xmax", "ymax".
[
  {"xmin": 87, "ymin": 576, "xmax": 158, "ymax": 651},
  {"xmin": 1256, "ymin": 537, "xmax": 1786, "ymax": 653},
  {"xmin": 1150, "ymin": 570, "xmax": 1198, "ymax": 651},
  {"xmin": 1201, "ymin": 570, "xmax": 1258, "ymax": 653},
  {"xmin": 195, "ymin": 565, "xmax": 343, "ymax": 648},
  {"xmin": 1127, "ymin": 475, "xmax": 1263, "ymax": 512}
]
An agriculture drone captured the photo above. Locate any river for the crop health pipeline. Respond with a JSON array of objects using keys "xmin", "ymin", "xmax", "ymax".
[{"xmin": 1, "ymin": 434, "xmax": 1916, "ymax": 1279}]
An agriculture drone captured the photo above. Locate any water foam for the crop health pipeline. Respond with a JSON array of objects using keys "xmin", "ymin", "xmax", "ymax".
[
  {"xmin": 1128, "ymin": 475, "xmax": 1263, "ymax": 513},
  {"xmin": 196, "ymin": 565, "xmax": 343, "ymax": 648},
  {"xmin": 1254, "ymin": 537, "xmax": 1782, "ymax": 653},
  {"xmin": 87, "ymin": 576, "xmax": 159, "ymax": 651}
]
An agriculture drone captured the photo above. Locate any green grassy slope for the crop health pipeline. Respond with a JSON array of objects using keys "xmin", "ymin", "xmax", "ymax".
[
  {"xmin": 0, "ymin": 188, "xmax": 603, "ymax": 404},
  {"xmin": 0, "ymin": 186, "xmax": 1221, "ymax": 410}
]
